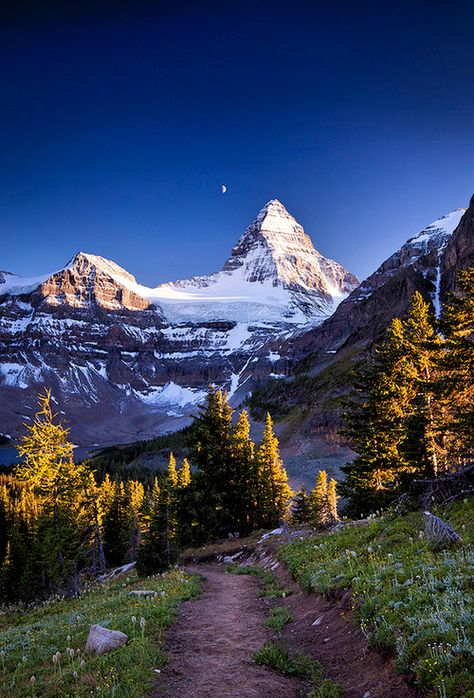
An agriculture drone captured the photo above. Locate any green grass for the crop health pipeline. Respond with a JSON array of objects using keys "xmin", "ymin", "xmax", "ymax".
[
  {"xmin": 279, "ymin": 497, "xmax": 474, "ymax": 698},
  {"xmin": 307, "ymin": 679, "xmax": 342, "ymax": 698},
  {"xmin": 252, "ymin": 642, "xmax": 342, "ymax": 697},
  {"xmin": 251, "ymin": 641, "xmax": 317, "ymax": 678},
  {"xmin": 264, "ymin": 606, "xmax": 292, "ymax": 631},
  {"xmin": 0, "ymin": 568, "xmax": 202, "ymax": 697},
  {"xmin": 227, "ymin": 564, "xmax": 292, "ymax": 598}
]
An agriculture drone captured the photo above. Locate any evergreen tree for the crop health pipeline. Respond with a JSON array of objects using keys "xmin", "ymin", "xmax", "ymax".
[
  {"xmin": 327, "ymin": 478, "xmax": 339, "ymax": 524},
  {"xmin": 16, "ymin": 390, "xmax": 90, "ymax": 595},
  {"xmin": 177, "ymin": 458, "xmax": 191, "ymax": 488},
  {"xmin": 309, "ymin": 470, "xmax": 329, "ymax": 528},
  {"xmin": 189, "ymin": 386, "xmax": 233, "ymax": 538},
  {"xmin": 400, "ymin": 292, "xmax": 444, "ymax": 476},
  {"xmin": 227, "ymin": 410, "xmax": 257, "ymax": 535},
  {"xmin": 102, "ymin": 482, "xmax": 133, "ymax": 568},
  {"xmin": 342, "ymin": 298, "xmax": 441, "ymax": 514},
  {"xmin": 167, "ymin": 452, "xmax": 178, "ymax": 487},
  {"xmin": 291, "ymin": 489, "xmax": 311, "ymax": 525},
  {"xmin": 136, "ymin": 475, "xmax": 178, "ymax": 575},
  {"xmin": 255, "ymin": 414, "xmax": 292, "ymax": 528},
  {"xmin": 441, "ymin": 268, "xmax": 474, "ymax": 459}
]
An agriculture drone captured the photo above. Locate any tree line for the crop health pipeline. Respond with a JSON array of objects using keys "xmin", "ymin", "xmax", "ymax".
[
  {"xmin": 342, "ymin": 268, "xmax": 474, "ymax": 515},
  {"xmin": 0, "ymin": 387, "xmax": 294, "ymax": 602}
]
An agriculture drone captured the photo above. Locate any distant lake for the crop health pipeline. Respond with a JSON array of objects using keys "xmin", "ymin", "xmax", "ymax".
[{"xmin": 0, "ymin": 446, "xmax": 95, "ymax": 466}]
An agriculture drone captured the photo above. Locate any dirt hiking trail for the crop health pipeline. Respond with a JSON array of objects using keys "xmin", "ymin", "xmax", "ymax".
[
  {"xmin": 153, "ymin": 565, "xmax": 302, "ymax": 697},
  {"xmin": 153, "ymin": 559, "xmax": 417, "ymax": 698}
]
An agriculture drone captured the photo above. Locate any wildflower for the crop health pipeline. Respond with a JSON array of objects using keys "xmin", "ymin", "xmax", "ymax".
[
  {"xmin": 73, "ymin": 670, "xmax": 78, "ymax": 680},
  {"xmin": 131, "ymin": 616, "xmax": 137, "ymax": 624},
  {"xmin": 30, "ymin": 676, "xmax": 36, "ymax": 685},
  {"xmin": 67, "ymin": 634, "xmax": 71, "ymax": 643},
  {"xmin": 140, "ymin": 617, "xmax": 146, "ymax": 629},
  {"xmin": 80, "ymin": 659, "xmax": 86, "ymax": 668}
]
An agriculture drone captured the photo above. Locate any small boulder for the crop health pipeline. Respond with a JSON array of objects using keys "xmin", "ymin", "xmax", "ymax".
[{"xmin": 85, "ymin": 624, "xmax": 128, "ymax": 655}]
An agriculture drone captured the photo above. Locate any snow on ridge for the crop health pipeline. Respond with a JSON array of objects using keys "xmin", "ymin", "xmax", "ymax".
[{"xmin": 407, "ymin": 209, "xmax": 465, "ymax": 248}]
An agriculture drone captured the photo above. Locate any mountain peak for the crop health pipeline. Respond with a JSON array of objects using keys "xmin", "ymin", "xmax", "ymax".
[
  {"xmin": 221, "ymin": 200, "xmax": 358, "ymax": 297},
  {"xmin": 67, "ymin": 251, "xmax": 138, "ymax": 286}
]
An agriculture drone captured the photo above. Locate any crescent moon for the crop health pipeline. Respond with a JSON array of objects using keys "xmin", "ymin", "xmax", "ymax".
[{"xmin": 221, "ymin": 185, "xmax": 227, "ymax": 193}]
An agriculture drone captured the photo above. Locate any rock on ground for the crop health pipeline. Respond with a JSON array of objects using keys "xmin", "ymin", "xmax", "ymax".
[{"xmin": 85, "ymin": 624, "xmax": 128, "ymax": 655}]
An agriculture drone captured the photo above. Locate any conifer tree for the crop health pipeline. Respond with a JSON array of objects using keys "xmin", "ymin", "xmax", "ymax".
[
  {"xmin": 226, "ymin": 410, "xmax": 257, "ymax": 535},
  {"xmin": 177, "ymin": 458, "xmax": 191, "ymax": 488},
  {"xmin": 256, "ymin": 414, "xmax": 292, "ymax": 528},
  {"xmin": 189, "ymin": 386, "xmax": 233, "ymax": 538},
  {"xmin": 309, "ymin": 470, "xmax": 329, "ymax": 528},
  {"xmin": 327, "ymin": 478, "xmax": 339, "ymax": 523},
  {"xmin": 136, "ymin": 473, "xmax": 178, "ymax": 575},
  {"xmin": 82, "ymin": 472, "xmax": 107, "ymax": 574},
  {"xmin": 291, "ymin": 489, "xmax": 311, "ymax": 525},
  {"xmin": 167, "ymin": 452, "xmax": 178, "ymax": 487},
  {"xmin": 441, "ymin": 268, "xmax": 474, "ymax": 458},
  {"xmin": 400, "ymin": 292, "xmax": 444, "ymax": 476},
  {"xmin": 102, "ymin": 482, "xmax": 133, "ymax": 567},
  {"xmin": 16, "ymin": 390, "xmax": 90, "ymax": 595}
]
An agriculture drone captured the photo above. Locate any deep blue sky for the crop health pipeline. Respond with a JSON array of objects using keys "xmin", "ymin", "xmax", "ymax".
[{"xmin": 1, "ymin": 0, "xmax": 473, "ymax": 285}]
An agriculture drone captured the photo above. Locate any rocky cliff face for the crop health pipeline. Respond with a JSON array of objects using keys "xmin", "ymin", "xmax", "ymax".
[
  {"xmin": 441, "ymin": 194, "xmax": 474, "ymax": 294},
  {"xmin": 284, "ymin": 208, "xmax": 466, "ymax": 364},
  {"xmin": 0, "ymin": 200, "xmax": 358, "ymax": 444}
]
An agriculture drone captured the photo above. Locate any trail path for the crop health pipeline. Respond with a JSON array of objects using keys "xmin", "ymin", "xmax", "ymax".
[
  {"xmin": 153, "ymin": 565, "xmax": 301, "ymax": 697},
  {"xmin": 153, "ymin": 561, "xmax": 417, "ymax": 698}
]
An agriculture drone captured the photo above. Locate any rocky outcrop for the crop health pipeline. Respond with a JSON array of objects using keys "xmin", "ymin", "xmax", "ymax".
[{"xmin": 441, "ymin": 194, "xmax": 474, "ymax": 294}]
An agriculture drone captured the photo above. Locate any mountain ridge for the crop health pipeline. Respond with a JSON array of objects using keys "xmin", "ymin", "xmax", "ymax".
[{"xmin": 0, "ymin": 199, "xmax": 357, "ymax": 444}]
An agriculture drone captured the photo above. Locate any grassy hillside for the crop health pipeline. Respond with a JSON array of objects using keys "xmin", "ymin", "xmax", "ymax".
[
  {"xmin": 279, "ymin": 498, "xmax": 474, "ymax": 697},
  {"xmin": 0, "ymin": 568, "xmax": 201, "ymax": 697}
]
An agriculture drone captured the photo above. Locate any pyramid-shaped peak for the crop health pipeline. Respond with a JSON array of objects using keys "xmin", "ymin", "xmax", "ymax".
[
  {"xmin": 221, "ymin": 199, "xmax": 358, "ymax": 295},
  {"xmin": 257, "ymin": 198, "xmax": 294, "ymax": 221},
  {"xmin": 67, "ymin": 252, "xmax": 138, "ymax": 286}
]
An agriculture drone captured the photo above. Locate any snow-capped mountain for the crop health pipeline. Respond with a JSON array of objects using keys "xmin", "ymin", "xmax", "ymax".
[
  {"xmin": 286, "ymin": 207, "xmax": 467, "ymax": 366},
  {"xmin": 0, "ymin": 200, "xmax": 358, "ymax": 444}
]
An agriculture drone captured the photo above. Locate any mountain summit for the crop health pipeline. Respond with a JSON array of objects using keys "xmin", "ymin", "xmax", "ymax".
[
  {"xmin": 161, "ymin": 199, "xmax": 359, "ymax": 322},
  {"xmin": 222, "ymin": 199, "xmax": 358, "ymax": 296}
]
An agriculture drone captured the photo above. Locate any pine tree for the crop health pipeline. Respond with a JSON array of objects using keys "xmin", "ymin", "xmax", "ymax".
[
  {"xmin": 102, "ymin": 482, "xmax": 133, "ymax": 568},
  {"xmin": 82, "ymin": 472, "xmax": 107, "ymax": 574},
  {"xmin": 255, "ymin": 414, "xmax": 292, "ymax": 528},
  {"xmin": 291, "ymin": 489, "xmax": 311, "ymax": 525},
  {"xmin": 226, "ymin": 410, "xmax": 257, "ymax": 535},
  {"xmin": 136, "ymin": 474, "xmax": 178, "ymax": 575},
  {"xmin": 441, "ymin": 268, "xmax": 474, "ymax": 459},
  {"xmin": 400, "ymin": 292, "xmax": 444, "ymax": 476},
  {"xmin": 16, "ymin": 390, "xmax": 90, "ymax": 595},
  {"xmin": 309, "ymin": 470, "xmax": 329, "ymax": 528},
  {"xmin": 189, "ymin": 386, "xmax": 233, "ymax": 538},
  {"xmin": 327, "ymin": 478, "xmax": 339, "ymax": 524},
  {"xmin": 342, "ymin": 291, "xmax": 455, "ymax": 514},
  {"xmin": 167, "ymin": 452, "xmax": 178, "ymax": 487},
  {"xmin": 177, "ymin": 458, "xmax": 191, "ymax": 488}
]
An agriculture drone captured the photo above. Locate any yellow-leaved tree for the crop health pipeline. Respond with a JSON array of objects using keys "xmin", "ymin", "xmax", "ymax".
[{"xmin": 17, "ymin": 389, "xmax": 90, "ymax": 595}]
